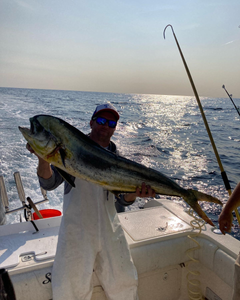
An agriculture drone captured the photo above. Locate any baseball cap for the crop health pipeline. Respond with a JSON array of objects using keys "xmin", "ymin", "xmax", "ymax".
[{"xmin": 92, "ymin": 103, "xmax": 120, "ymax": 120}]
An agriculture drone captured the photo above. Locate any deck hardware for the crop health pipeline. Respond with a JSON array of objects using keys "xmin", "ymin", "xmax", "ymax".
[
  {"xmin": 35, "ymin": 252, "xmax": 47, "ymax": 256},
  {"xmin": 163, "ymin": 273, "xmax": 168, "ymax": 281},
  {"xmin": 0, "ymin": 172, "xmax": 49, "ymax": 229},
  {"xmin": 21, "ymin": 251, "xmax": 47, "ymax": 262},
  {"xmin": 212, "ymin": 228, "xmax": 222, "ymax": 235},
  {"xmin": 21, "ymin": 254, "xmax": 34, "ymax": 262},
  {"xmin": 157, "ymin": 222, "xmax": 168, "ymax": 232}
]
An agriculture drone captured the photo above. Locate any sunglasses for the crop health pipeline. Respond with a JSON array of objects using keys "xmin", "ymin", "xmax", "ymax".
[{"xmin": 92, "ymin": 117, "xmax": 117, "ymax": 128}]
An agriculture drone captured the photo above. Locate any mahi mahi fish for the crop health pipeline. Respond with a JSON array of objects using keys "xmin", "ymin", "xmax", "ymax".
[{"xmin": 19, "ymin": 115, "xmax": 222, "ymax": 226}]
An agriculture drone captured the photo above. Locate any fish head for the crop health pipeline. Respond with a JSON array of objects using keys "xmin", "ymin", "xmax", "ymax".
[{"xmin": 19, "ymin": 115, "xmax": 60, "ymax": 159}]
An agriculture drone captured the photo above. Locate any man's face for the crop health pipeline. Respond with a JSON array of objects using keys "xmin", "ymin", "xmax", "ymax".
[{"xmin": 90, "ymin": 111, "xmax": 117, "ymax": 141}]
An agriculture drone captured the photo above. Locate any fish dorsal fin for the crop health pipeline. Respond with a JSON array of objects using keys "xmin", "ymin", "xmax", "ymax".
[
  {"xmin": 55, "ymin": 167, "xmax": 75, "ymax": 187},
  {"xmin": 59, "ymin": 148, "xmax": 66, "ymax": 167}
]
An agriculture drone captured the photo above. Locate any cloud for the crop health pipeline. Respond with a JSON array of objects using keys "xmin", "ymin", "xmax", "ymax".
[{"xmin": 224, "ymin": 40, "xmax": 234, "ymax": 45}]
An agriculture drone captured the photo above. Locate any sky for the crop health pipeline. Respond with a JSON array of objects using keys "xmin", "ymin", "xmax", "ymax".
[{"xmin": 0, "ymin": 0, "xmax": 240, "ymax": 98}]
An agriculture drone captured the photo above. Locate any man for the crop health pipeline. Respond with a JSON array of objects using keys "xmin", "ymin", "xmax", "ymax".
[
  {"xmin": 27, "ymin": 103, "xmax": 155, "ymax": 300},
  {"xmin": 218, "ymin": 182, "xmax": 240, "ymax": 235},
  {"xmin": 218, "ymin": 184, "xmax": 240, "ymax": 300}
]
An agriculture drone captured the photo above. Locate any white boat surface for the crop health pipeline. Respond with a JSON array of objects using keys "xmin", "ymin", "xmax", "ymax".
[{"xmin": 1, "ymin": 192, "xmax": 240, "ymax": 300}]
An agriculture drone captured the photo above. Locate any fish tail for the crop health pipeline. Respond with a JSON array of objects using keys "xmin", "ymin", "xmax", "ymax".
[{"xmin": 183, "ymin": 189, "xmax": 223, "ymax": 226}]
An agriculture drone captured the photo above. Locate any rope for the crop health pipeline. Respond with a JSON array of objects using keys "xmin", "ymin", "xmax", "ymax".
[{"xmin": 186, "ymin": 208, "xmax": 205, "ymax": 300}]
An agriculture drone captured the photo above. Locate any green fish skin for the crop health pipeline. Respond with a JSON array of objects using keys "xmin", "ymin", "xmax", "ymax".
[{"xmin": 19, "ymin": 115, "xmax": 222, "ymax": 226}]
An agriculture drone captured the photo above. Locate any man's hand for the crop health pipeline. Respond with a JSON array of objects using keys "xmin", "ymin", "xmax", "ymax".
[
  {"xmin": 26, "ymin": 143, "xmax": 34, "ymax": 153},
  {"xmin": 218, "ymin": 182, "xmax": 240, "ymax": 234},
  {"xmin": 124, "ymin": 182, "xmax": 156, "ymax": 203},
  {"xmin": 26, "ymin": 143, "xmax": 41, "ymax": 158},
  {"xmin": 218, "ymin": 209, "xmax": 233, "ymax": 235},
  {"xmin": 135, "ymin": 182, "xmax": 156, "ymax": 198}
]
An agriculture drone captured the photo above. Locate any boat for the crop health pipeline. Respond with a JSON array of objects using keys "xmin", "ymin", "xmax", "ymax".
[{"xmin": 0, "ymin": 172, "xmax": 240, "ymax": 300}]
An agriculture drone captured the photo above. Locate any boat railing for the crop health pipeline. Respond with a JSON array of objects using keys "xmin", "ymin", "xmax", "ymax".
[{"xmin": 0, "ymin": 172, "xmax": 49, "ymax": 226}]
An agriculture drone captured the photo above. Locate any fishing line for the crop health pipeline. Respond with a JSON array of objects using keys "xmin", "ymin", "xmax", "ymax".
[
  {"xmin": 222, "ymin": 85, "xmax": 240, "ymax": 117},
  {"xmin": 163, "ymin": 24, "xmax": 240, "ymax": 225}
]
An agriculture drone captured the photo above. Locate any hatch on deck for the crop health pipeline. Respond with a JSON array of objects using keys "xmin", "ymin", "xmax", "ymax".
[{"xmin": 119, "ymin": 206, "xmax": 192, "ymax": 241}]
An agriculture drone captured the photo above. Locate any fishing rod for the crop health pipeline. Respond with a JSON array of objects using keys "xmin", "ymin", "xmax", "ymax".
[
  {"xmin": 222, "ymin": 85, "xmax": 240, "ymax": 117},
  {"xmin": 163, "ymin": 24, "xmax": 240, "ymax": 225}
]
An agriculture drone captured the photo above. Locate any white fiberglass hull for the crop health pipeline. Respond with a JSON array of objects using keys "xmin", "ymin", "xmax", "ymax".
[{"xmin": 1, "ymin": 199, "xmax": 239, "ymax": 300}]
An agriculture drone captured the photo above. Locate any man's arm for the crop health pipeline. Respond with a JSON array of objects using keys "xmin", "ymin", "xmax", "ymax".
[
  {"xmin": 37, "ymin": 157, "xmax": 53, "ymax": 179},
  {"xmin": 219, "ymin": 182, "xmax": 240, "ymax": 234}
]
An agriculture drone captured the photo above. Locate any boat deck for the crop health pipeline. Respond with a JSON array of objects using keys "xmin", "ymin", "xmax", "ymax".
[{"xmin": 1, "ymin": 199, "xmax": 240, "ymax": 300}]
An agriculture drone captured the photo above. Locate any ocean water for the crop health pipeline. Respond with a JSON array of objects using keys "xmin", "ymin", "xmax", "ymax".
[{"xmin": 1, "ymin": 87, "xmax": 240, "ymax": 239}]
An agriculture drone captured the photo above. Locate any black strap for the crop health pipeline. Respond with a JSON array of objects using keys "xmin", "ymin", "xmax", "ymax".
[{"xmin": 0, "ymin": 269, "xmax": 16, "ymax": 300}]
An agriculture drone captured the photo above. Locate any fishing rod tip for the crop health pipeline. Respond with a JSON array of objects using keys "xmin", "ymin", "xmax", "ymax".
[{"xmin": 163, "ymin": 24, "xmax": 174, "ymax": 39}]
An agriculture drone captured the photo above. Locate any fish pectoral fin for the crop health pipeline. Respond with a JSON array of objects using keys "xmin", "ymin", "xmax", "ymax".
[
  {"xmin": 59, "ymin": 148, "xmax": 66, "ymax": 167},
  {"xmin": 55, "ymin": 167, "xmax": 75, "ymax": 187}
]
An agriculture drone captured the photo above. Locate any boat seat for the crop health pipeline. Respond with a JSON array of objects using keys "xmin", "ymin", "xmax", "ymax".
[
  {"xmin": 213, "ymin": 248, "xmax": 235, "ymax": 288},
  {"xmin": 129, "ymin": 235, "xmax": 235, "ymax": 289},
  {"xmin": 130, "ymin": 236, "xmax": 191, "ymax": 275},
  {"xmin": 194, "ymin": 237, "xmax": 235, "ymax": 288}
]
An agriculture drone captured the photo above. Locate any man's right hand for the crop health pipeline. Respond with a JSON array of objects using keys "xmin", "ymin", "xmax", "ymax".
[{"xmin": 26, "ymin": 143, "xmax": 35, "ymax": 154}]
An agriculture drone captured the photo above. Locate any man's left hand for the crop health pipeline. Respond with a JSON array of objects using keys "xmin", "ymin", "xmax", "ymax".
[{"xmin": 124, "ymin": 182, "xmax": 156, "ymax": 203}]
